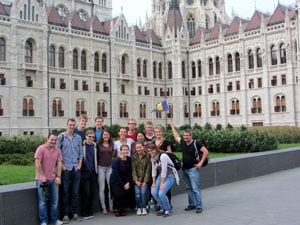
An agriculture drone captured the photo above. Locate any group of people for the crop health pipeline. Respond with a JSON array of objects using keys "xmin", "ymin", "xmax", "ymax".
[{"xmin": 34, "ymin": 116, "xmax": 209, "ymax": 225}]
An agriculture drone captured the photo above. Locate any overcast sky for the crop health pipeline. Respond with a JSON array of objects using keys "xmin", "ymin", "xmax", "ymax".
[{"xmin": 112, "ymin": 0, "xmax": 296, "ymax": 25}]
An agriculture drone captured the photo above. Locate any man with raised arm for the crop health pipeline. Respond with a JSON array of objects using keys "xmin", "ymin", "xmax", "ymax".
[{"xmin": 169, "ymin": 121, "xmax": 208, "ymax": 214}]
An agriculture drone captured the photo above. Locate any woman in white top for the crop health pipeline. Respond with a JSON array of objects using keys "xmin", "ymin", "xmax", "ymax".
[
  {"xmin": 114, "ymin": 127, "xmax": 134, "ymax": 157},
  {"xmin": 147, "ymin": 143, "xmax": 179, "ymax": 217}
]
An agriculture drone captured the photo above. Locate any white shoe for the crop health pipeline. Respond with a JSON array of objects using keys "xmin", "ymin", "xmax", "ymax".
[
  {"xmin": 55, "ymin": 220, "xmax": 63, "ymax": 225},
  {"xmin": 40, "ymin": 223, "xmax": 47, "ymax": 225},
  {"xmin": 136, "ymin": 208, "xmax": 142, "ymax": 216},
  {"xmin": 62, "ymin": 215, "xmax": 70, "ymax": 224},
  {"xmin": 142, "ymin": 208, "xmax": 147, "ymax": 215}
]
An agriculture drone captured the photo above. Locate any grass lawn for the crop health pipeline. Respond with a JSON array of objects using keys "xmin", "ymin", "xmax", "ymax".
[
  {"xmin": 0, "ymin": 165, "xmax": 35, "ymax": 185},
  {"xmin": 0, "ymin": 144, "xmax": 299, "ymax": 185}
]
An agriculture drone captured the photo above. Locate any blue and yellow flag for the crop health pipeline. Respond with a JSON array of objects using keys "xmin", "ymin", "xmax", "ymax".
[{"xmin": 151, "ymin": 100, "xmax": 169, "ymax": 112}]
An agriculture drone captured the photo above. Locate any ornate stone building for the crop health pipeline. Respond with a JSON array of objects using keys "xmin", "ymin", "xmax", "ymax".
[{"xmin": 0, "ymin": 0, "xmax": 299, "ymax": 136}]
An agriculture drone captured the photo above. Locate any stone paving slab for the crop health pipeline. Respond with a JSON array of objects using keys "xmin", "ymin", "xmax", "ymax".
[{"xmin": 72, "ymin": 167, "xmax": 300, "ymax": 225}]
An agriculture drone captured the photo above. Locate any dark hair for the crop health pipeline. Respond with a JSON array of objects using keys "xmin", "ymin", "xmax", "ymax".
[
  {"xmin": 136, "ymin": 131, "xmax": 146, "ymax": 139},
  {"xmin": 67, "ymin": 118, "xmax": 76, "ymax": 124},
  {"xmin": 184, "ymin": 129, "xmax": 192, "ymax": 136},
  {"xmin": 47, "ymin": 133, "xmax": 57, "ymax": 139},
  {"xmin": 135, "ymin": 141, "xmax": 144, "ymax": 146},
  {"xmin": 98, "ymin": 129, "xmax": 113, "ymax": 146},
  {"xmin": 147, "ymin": 143, "xmax": 157, "ymax": 150},
  {"xmin": 120, "ymin": 144, "xmax": 129, "ymax": 151}
]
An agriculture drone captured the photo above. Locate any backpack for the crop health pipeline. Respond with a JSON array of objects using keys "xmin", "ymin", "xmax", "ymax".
[
  {"xmin": 193, "ymin": 141, "xmax": 209, "ymax": 167},
  {"xmin": 58, "ymin": 133, "xmax": 65, "ymax": 150},
  {"xmin": 161, "ymin": 152, "xmax": 182, "ymax": 171}
]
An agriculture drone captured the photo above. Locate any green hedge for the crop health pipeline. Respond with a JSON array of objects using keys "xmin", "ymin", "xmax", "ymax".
[{"xmin": 1, "ymin": 125, "xmax": 299, "ymax": 165}]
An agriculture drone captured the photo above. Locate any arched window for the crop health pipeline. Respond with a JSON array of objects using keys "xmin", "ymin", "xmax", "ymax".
[
  {"xmin": 49, "ymin": 45, "xmax": 55, "ymax": 67},
  {"xmin": 139, "ymin": 103, "xmax": 147, "ymax": 118},
  {"xmin": 211, "ymin": 101, "xmax": 220, "ymax": 116},
  {"xmin": 230, "ymin": 99, "xmax": 240, "ymax": 115},
  {"xmin": 274, "ymin": 95, "xmax": 286, "ymax": 112},
  {"xmin": 23, "ymin": 97, "xmax": 34, "ymax": 116},
  {"xmin": 158, "ymin": 62, "xmax": 162, "ymax": 79},
  {"xmin": 235, "ymin": 52, "xmax": 240, "ymax": 71},
  {"xmin": 167, "ymin": 104, "xmax": 173, "ymax": 118},
  {"xmin": 94, "ymin": 52, "xmax": 99, "ymax": 72},
  {"xmin": 153, "ymin": 61, "xmax": 157, "ymax": 79},
  {"xmin": 102, "ymin": 53, "xmax": 107, "ymax": 73},
  {"xmin": 58, "ymin": 47, "xmax": 64, "ymax": 68},
  {"xmin": 121, "ymin": 55, "xmax": 126, "ymax": 74},
  {"xmin": 143, "ymin": 59, "xmax": 147, "ymax": 77},
  {"xmin": 76, "ymin": 99, "xmax": 86, "ymax": 117},
  {"xmin": 193, "ymin": 103, "xmax": 201, "ymax": 117},
  {"xmin": 81, "ymin": 50, "xmax": 87, "ymax": 70},
  {"xmin": 251, "ymin": 97, "xmax": 262, "ymax": 114},
  {"xmin": 0, "ymin": 38, "xmax": 5, "ymax": 61},
  {"xmin": 25, "ymin": 40, "xmax": 33, "ymax": 63},
  {"xmin": 256, "ymin": 48, "xmax": 262, "ymax": 68},
  {"xmin": 271, "ymin": 45, "xmax": 277, "ymax": 65},
  {"xmin": 181, "ymin": 61, "xmax": 186, "ymax": 79},
  {"xmin": 0, "ymin": 97, "xmax": 3, "ymax": 116},
  {"xmin": 192, "ymin": 61, "xmax": 196, "ymax": 78},
  {"xmin": 187, "ymin": 14, "xmax": 195, "ymax": 37},
  {"xmin": 280, "ymin": 43, "xmax": 287, "ymax": 64},
  {"xmin": 184, "ymin": 103, "xmax": 189, "ymax": 118},
  {"xmin": 52, "ymin": 99, "xmax": 64, "ymax": 117},
  {"xmin": 228, "ymin": 54, "xmax": 233, "ymax": 72},
  {"xmin": 168, "ymin": 61, "xmax": 172, "ymax": 79},
  {"xmin": 248, "ymin": 49, "xmax": 254, "ymax": 69},
  {"xmin": 119, "ymin": 101, "xmax": 128, "ymax": 118},
  {"xmin": 73, "ymin": 49, "xmax": 78, "ymax": 69},
  {"xmin": 97, "ymin": 101, "xmax": 107, "ymax": 117},
  {"xmin": 197, "ymin": 60, "xmax": 202, "ymax": 77},
  {"xmin": 208, "ymin": 57, "xmax": 213, "ymax": 75},
  {"xmin": 137, "ymin": 59, "xmax": 141, "ymax": 77},
  {"xmin": 215, "ymin": 56, "xmax": 220, "ymax": 74}
]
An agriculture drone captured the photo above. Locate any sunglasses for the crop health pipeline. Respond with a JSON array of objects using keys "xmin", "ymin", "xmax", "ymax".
[{"xmin": 88, "ymin": 136, "xmax": 95, "ymax": 138}]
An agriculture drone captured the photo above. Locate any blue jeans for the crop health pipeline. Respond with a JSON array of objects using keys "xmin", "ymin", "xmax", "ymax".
[
  {"xmin": 151, "ymin": 175, "xmax": 174, "ymax": 211},
  {"xmin": 61, "ymin": 169, "xmax": 81, "ymax": 216},
  {"xmin": 182, "ymin": 167, "xmax": 203, "ymax": 209},
  {"xmin": 36, "ymin": 179, "xmax": 59, "ymax": 224},
  {"xmin": 134, "ymin": 183, "xmax": 149, "ymax": 208}
]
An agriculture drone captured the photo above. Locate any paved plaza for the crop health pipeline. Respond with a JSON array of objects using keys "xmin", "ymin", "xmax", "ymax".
[{"xmin": 70, "ymin": 167, "xmax": 300, "ymax": 225}]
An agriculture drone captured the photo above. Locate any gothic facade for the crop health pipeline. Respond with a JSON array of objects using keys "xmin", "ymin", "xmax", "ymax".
[{"xmin": 0, "ymin": 0, "xmax": 299, "ymax": 136}]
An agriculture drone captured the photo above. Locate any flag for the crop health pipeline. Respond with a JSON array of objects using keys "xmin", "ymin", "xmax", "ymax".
[{"xmin": 151, "ymin": 100, "xmax": 169, "ymax": 113}]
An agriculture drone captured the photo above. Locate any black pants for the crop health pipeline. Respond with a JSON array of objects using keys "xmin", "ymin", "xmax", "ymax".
[
  {"xmin": 110, "ymin": 182, "xmax": 132, "ymax": 211},
  {"xmin": 80, "ymin": 171, "xmax": 97, "ymax": 216}
]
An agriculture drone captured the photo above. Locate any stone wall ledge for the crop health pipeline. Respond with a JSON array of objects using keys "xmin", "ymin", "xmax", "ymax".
[{"xmin": 1, "ymin": 147, "xmax": 300, "ymax": 225}]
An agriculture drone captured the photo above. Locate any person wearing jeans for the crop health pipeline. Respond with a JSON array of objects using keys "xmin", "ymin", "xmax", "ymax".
[
  {"xmin": 182, "ymin": 167, "xmax": 203, "ymax": 209},
  {"xmin": 57, "ymin": 118, "xmax": 83, "ymax": 224},
  {"xmin": 147, "ymin": 143, "xmax": 179, "ymax": 217},
  {"xmin": 132, "ymin": 141, "xmax": 152, "ymax": 216},
  {"xmin": 34, "ymin": 134, "xmax": 63, "ymax": 225},
  {"xmin": 97, "ymin": 130, "xmax": 114, "ymax": 214},
  {"xmin": 170, "ymin": 121, "xmax": 208, "ymax": 214}
]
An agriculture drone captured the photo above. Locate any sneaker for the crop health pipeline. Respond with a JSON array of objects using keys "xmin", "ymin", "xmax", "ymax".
[
  {"xmin": 156, "ymin": 209, "xmax": 165, "ymax": 216},
  {"xmin": 55, "ymin": 220, "xmax": 63, "ymax": 225},
  {"xmin": 142, "ymin": 208, "xmax": 147, "ymax": 215},
  {"xmin": 136, "ymin": 208, "xmax": 142, "ymax": 216},
  {"xmin": 73, "ymin": 213, "xmax": 82, "ymax": 222},
  {"xmin": 184, "ymin": 205, "xmax": 196, "ymax": 211},
  {"xmin": 62, "ymin": 215, "xmax": 70, "ymax": 224},
  {"xmin": 163, "ymin": 210, "xmax": 170, "ymax": 217},
  {"xmin": 40, "ymin": 223, "xmax": 47, "ymax": 225},
  {"xmin": 196, "ymin": 208, "xmax": 203, "ymax": 214},
  {"xmin": 83, "ymin": 214, "xmax": 94, "ymax": 220},
  {"xmin": 102, "ymin": 208, "xmax": 108, "ymax": 215}
]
